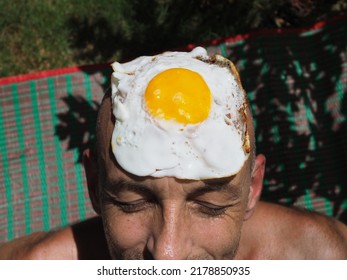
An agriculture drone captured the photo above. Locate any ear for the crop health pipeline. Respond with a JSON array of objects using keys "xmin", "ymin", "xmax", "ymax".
[
  {"xmin": 244, "ymin": 154, "xmax": 266, "ymax": 220},
  {"xmin": 83, "ymin": 148, "xmax": 101, "ymax": 215}
]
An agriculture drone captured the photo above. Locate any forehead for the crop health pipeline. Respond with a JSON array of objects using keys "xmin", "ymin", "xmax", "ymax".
[{"xmin": 102, "ymin": 153, "xmax": 250, "ymax": 195}]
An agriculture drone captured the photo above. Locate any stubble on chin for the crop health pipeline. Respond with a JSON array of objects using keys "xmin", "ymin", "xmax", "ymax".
[
  {"xmin": 116, "ymin": 249, "xmax": 146, "ymax": 260},
  {"xmin": 110, "ymin": 248, "xmax": 236, "ymax": 260}
]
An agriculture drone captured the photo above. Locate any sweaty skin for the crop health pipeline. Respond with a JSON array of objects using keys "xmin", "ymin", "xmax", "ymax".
[{"xmin": 0, "ymin": 93, "xmax": 347, "ymax": 259}]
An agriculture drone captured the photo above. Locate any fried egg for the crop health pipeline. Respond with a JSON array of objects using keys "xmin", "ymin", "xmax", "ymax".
[{"xmin": 110, "ymin": 47, "xmax": 250, "ymax": 179}]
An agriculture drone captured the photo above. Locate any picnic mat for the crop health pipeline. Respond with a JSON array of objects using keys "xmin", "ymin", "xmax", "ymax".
[{"xmin": 1, "ymin": 15, "xmax": 347, "ymax": 243}]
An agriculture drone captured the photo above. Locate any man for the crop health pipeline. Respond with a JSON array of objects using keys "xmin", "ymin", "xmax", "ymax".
[{"xmin": 1, "ymin": 48, "xmax": 347, "ymax": 259}]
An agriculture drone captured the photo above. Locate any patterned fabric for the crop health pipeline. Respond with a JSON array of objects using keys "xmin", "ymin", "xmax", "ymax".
[
  {"xmin": 0, "ymin": 68, "xmax": 110, "ymax": 242},
  {"xmin": 0, "ymin": 15, "xmax": 346, "ymax": 243}
]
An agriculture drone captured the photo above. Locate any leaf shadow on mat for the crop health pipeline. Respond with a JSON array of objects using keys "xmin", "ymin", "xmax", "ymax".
[
  {"xmin": 55, "ymin": 95, "xmax": 100, "ymax": 163},
  {"xmin": 226, "ymin": 22, "xmax": 347, "ymax": 223}
]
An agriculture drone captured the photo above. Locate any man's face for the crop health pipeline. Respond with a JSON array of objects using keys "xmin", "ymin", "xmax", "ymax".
[
  {"xmin": 98, "ymin": 151, "xmax": 252, "ymax": 260},
  {"xmin": 88, "ymin": 94, "xmax": 261, "ymax": 260}
]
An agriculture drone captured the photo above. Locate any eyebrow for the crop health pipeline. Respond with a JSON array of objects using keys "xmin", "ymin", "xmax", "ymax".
[
  {"xmin": 189, "ymin": 182, "xmax": 242, "ymax": 200},
  {"xmin": 103, "ymin": 178, "xmax": 154, "ymax": 197}
]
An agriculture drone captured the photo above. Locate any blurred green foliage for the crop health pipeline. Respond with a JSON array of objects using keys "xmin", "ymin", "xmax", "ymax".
[{"xmin": 0, "ymin": 0, "xmax": 346, "ymax": 76}]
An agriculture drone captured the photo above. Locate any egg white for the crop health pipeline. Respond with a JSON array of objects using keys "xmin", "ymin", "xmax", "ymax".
[{"xmin": 110, "ymin": 47, "xmax": 249, "ymax": 179}]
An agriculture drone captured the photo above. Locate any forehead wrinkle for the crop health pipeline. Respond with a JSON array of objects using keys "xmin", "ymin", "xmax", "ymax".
[{"xmin": 104, "ymin": 170, "xmax": 242, "ymax": 200}]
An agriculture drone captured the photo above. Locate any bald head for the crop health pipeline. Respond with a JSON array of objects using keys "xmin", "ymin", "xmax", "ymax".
[{"xmin": 96, "ymin": 90, "xmax": 114, "ymax": 166}]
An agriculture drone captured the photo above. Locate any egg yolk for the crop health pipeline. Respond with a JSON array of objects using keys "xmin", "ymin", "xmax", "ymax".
[{"xmin": 145, "ymin": 68, "xmax": 212, "ymax": 124}]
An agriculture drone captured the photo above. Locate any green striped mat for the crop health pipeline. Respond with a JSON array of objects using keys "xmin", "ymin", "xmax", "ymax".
[
  {"xmin": 1, "ymin": 15, "xmax": 347, "ymax": 243},
  {"xmin": 0, "ymin": 69, "xmax": 110, "ymax": 242}
]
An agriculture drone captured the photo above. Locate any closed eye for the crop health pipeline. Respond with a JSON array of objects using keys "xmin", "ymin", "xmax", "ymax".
[
  {"xmin": 102, "ymin": 180, "xmax": 158, "ymax": 213},
  {"xmin": 195, "ymin": 201, "xmax": 236, "ymax": 217},
  {"xmin": 113, "ymin": 199, "xmax": 152, "ymax": 213},
  {"xmin": 106, "ymin": 196, "xmax": 157, "ymax": 213},
  {"xmin": 102, "ymin": 189, "xmax": 156, "ymax": 213}
]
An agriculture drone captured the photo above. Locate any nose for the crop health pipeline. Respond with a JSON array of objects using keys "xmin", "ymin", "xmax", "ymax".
[{"xmin": 146, "ymin": 205, "xmax": 192, "ymax": 259}]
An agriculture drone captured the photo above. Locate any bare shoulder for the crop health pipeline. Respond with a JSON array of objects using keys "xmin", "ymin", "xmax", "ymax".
[
  {"xmin": 242, "ymin": 202, "xmax": 347, "ymax": 259},
  {"xmin": 0, "ymin": 227, "xmax": 77, "ymax": 260},
  {"xmin": 0, "ymin": 216, "xmax": 110, "ymax": 260}
]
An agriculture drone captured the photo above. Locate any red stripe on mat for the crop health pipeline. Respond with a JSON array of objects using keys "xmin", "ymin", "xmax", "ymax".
[
  {"xmin": 0, "ymin": 63, "xmax": 110, "ymax": 86},
  {"xmin": 186, "ymin": 13, "xmax": 347, "ymax": 49}
]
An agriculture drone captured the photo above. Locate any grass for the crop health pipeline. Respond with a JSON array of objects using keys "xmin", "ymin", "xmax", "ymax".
[{"xmin": 1, "ymin": 0, "xmax": 346, "ymax": 77}]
